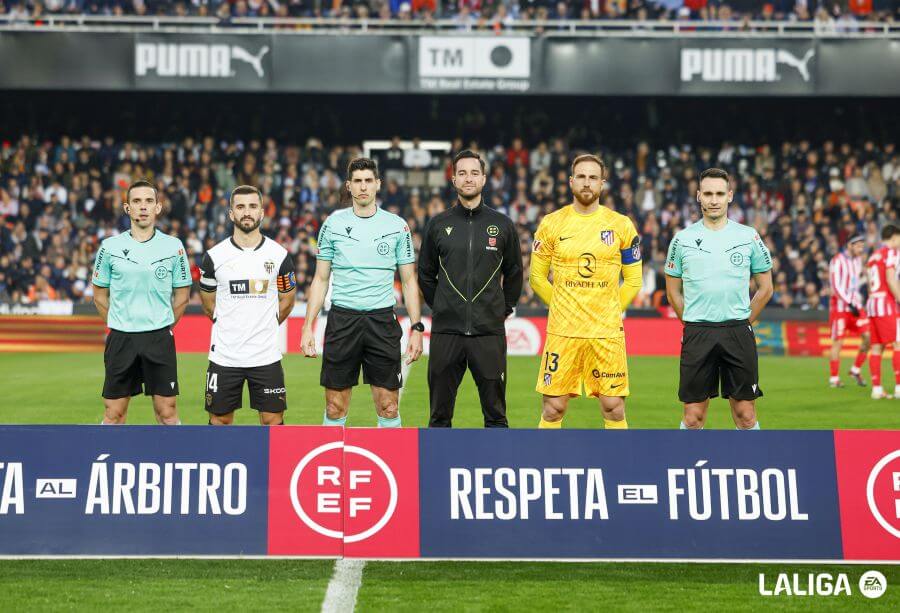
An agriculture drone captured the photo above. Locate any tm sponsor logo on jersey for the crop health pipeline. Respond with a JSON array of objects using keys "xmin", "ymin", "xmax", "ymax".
[
  {"xmin": 229, "ymin": 279, "xmax": 269, "ymax": 297},
  {"xmin": 135, "ymin": 42, "xmax": 270, "ymax": 78},
  {"xmin": 681, "ymin": 48, "xmax": 815, "ymax": 83}
]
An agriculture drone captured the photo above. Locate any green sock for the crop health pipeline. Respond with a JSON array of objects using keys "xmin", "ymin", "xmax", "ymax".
[
  {"xmin": 377, "ymin": 415, "xmax": 401, "ymax": 428},
  {"xmin": 323, "ymin": 412, "xmax": 347, "ymax": 426}
]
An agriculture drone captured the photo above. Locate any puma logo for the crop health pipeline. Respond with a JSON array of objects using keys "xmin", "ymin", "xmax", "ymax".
[
  {"xmin": 231, "ymin": 45, "xmax": 270, "ymax": 78},
  {"xmin": 776, "ymin": 49, "xmax": 815, "ymax": 82}
]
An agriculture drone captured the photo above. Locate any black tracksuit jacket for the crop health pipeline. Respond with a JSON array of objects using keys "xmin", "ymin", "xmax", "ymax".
[{"xmin": 418, "ymin": 201, "xmax": 524, "ymax": 335}]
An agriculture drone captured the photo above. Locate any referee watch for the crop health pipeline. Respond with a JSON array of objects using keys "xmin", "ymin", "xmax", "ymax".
[{"xmin": 410, "ymin": 322, "xmax": 425, "ymax": 332}]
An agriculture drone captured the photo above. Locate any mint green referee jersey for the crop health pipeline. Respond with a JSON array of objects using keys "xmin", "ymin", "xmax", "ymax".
[
  {"xmin": 665, "ymin": 219, "xmax": 772, "ymax": 323},
  {"xmin": 93, "ymin": 230, "xmax": 192, "ymax": 332},
  {"xmin": 316, "ymin": 207, "xmax": 415, "ymax": 311}
]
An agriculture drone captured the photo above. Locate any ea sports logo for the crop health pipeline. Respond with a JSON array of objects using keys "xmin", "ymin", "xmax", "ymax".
[
  {"xmin": 859, "ymin": 570, "xmax": 887, "ymax": 599},
  {"xmin": 289, "ymin": 441, "xmax": 398, "ymax": 543},
  {"xmin": 866, "ymin": 449, "xmax": 900, "ymax": 539}
]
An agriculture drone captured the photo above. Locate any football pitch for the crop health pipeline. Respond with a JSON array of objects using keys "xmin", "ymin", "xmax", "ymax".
[
  {"xmin": 0, "ymin": 353, "xmax": 897, "ymax": 612},
  {"xmin": 0, "ymin": 353, "xmax": 896, "ymax": 428}
]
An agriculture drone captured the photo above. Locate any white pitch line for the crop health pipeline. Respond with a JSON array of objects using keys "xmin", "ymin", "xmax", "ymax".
[{"xmin": 321, "ymin": 558, "xmax": 366, "ymax": 613}]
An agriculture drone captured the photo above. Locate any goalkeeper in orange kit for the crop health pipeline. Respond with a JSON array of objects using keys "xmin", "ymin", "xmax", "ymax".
[{"xmin": 529, "ymin": 154, "xmax": 643, "ymax": 429}]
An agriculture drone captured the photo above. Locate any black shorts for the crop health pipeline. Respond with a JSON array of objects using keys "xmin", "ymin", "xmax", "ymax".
[
  {"xmin": 103, "ymin": 327, "xmax": 178, "ymax": 399},
  {"xmin": 321, "ymin": 305, "xmax": 402, "ymax": 390},
  {"xmin": 679, "ymin": 319, "xmax": 763, "ymax": 403},
  {"xmin": 205, "ymin": 360, "xmax": 287, "ymax": 415}
]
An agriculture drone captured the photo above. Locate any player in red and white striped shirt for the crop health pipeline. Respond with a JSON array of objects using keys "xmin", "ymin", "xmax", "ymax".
[
  {"xmin": 865, "ymin": 224, "xmax": 900, "ymax": 399},
  {"xmin": 828, "ymin": 236, "xmax": 870, "ymax": 387}
]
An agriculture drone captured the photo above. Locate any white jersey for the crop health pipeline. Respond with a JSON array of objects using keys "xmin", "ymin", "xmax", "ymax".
[{"xmin": 199, "ymin": 236, "xmax": 295, "ymax": 368}]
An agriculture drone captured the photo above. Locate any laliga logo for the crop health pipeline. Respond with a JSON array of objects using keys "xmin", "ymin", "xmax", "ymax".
[
  {"xmin": 866, "ymin": 449, "xmax": 900, "ymax": 539},
  {"xmin": 289, "ymin": 441, "xmax": 397, "ymax": 543}
]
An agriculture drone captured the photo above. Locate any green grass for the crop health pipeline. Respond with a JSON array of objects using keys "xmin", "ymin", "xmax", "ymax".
[
  {"xmin": 0, "ymin": 560, "xmax": 333, "ymax": 612},
  {"xmin": 359, "ymin": 562, "xmax": 900, "ymax": 612},
  {"xmin": 0, "ymin": 353, "xmax": 896, "ymax": 611},
  {"xmin": 0, "ymin": 353, "xmax": 894, "ymax": 428},
  {"xmin": 0, "ymin": 561, "xmax": 898, "ymax": 611}
]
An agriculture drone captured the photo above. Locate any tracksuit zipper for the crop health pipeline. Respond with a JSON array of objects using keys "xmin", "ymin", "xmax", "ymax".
[{"xmin": 466, "ymin": 212, "xmax": 473, "ymax": 335}]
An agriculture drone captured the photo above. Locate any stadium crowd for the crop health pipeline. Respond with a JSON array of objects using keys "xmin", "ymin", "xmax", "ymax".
[
  {"xmin": 0, "ymin": 0, "xmax": 897, "ymax": 25},
  {"xmin": 0, "ymin": 133, "xmax": 897, "ymax": 310}
]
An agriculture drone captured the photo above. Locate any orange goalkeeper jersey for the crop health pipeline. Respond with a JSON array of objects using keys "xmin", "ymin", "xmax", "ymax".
[{"xmin": 532, "ymin": 205, "xmax": 641, "ymax": 339}]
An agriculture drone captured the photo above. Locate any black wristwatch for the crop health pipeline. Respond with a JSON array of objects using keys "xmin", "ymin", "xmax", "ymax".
[{"xmin": 410, "ymin": 321, "xmax": 425, "ymax": 332}]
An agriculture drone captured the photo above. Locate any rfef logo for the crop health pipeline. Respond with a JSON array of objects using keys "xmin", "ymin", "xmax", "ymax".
[
  {"xmin": 866, "ymin": 450, "xmax": 900, "ymax": 539},
  {"xmin": 834, "ymin": 431, "xmax": 900, "ymax": 560},
  {"xmin": 289, "ymin": 441, "xmax": 397, "ymax": 543},
  {"xmin": 267, "ymin": 427, "xmax": 419, "ymax": 557}
]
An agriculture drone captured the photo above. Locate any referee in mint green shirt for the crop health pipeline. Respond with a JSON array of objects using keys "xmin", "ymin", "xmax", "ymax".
[
  {"xmin": 665, "ymin": 168, "xmax": 774, "ymax": 430},
  {"xmin": 92, "ymin": 180, "xmax": 192, "ymax": 425},
  {"xmin": 301, "ymin": 158, "xmax": 423, "ymax": 428}
]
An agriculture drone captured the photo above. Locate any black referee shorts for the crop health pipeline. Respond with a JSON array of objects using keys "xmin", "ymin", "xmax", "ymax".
[
  {"xmin": 103, "ymin": 327, "xmax": 178, "ymax": 399},
  {"xmin": 679, "ymin": 319, "xmax": 763, "ymax": 404},
  {"xmin": 321, "ymin": 305, "xmax": 402, "ymax": 390}
]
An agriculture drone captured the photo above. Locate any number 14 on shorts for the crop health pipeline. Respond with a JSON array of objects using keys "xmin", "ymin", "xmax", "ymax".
[{"xmin": 206, "ymin": 372, "xmax": 219, "ymax": 393}]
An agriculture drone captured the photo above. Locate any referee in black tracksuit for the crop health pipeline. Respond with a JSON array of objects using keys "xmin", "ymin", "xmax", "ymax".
[{"xmin": 418, "ymin": 150, "xmax": 524, "ymax": 428}]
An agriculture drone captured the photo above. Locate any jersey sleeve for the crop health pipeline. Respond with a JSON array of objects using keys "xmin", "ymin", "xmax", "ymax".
[
  {"xmin": 316, "ymin": 220, "xmax": 334, "ymax": 261},
  {"xmin": 199, "ymin": 252, "xmax": 217, "ymax": 293},
  {"xmin": 92, "ymin": 243, "xmax": 111, "ymax": 287},
  {"xmin": 665, "ymin": 234, "xmax": 683, "ymax": 278},
  {"xmin": 529, "ymin": 217, "xmax": 555, "ymax": 305},
  {"xmin": 172, "ymin": 244, "xmax": 193, "ymax": 288},
  {"xmin": 277, "ymin": 253, "xmax": 297, "ymax": 294},
  {"xmin": 750, "ymin": 232, "xmax": 773, "ymax": 274},
  {"xmin": 888, "ymin": 248, "xmax": 900, "ymax": 270},
  {"xmin": 396, "ymin": 221, "xmax": 415, "ymax": 266},
  {"xmin": 531, "ymin": 216, "xmax": 555, "ymax": 265},
  {"xmin": 619, "ymin": 218, "xmax": 642, "ymax": 266}
]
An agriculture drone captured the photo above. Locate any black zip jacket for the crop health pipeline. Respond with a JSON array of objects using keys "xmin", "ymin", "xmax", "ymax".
[{"xmin": 418, "ymin": 201, "xmax": 524, "ymax": 335}]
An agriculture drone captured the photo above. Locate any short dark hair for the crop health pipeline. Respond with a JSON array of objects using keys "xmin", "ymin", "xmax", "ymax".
[
  {"xmin": 125, "ymin": 179, "xmax": 158, "ymax": 203},
  {"xmin": 230, "ymin": 184, "xmax": 263, "ymax": 206},
  {"xmin": 452, "ymin": 150, "xmax": 485, "ymax": 174},
  {"xmin": 699, "ymin": 168, "xmax": 731, "ymax": 185},
  {"xmin": 570, "ymin": 154, "xmax": 606, "ymax": 179},
  {"xmin": 346, "ymin": 157, "xmax": 380, "ymax": 181},
  {"xmin": 882, "ymin": 224, "xmax": 900, "ymax": 241}
]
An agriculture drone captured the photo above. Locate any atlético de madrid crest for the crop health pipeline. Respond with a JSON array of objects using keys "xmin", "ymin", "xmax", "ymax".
[{"xmin": 601, "ymin": 230, "xmax": 615, "ymax": 246}]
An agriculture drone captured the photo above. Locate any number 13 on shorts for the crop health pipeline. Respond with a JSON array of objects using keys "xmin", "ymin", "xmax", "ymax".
[{"xmin": 535, "ymin": 334, "xmax": 630, "ymax": 398}]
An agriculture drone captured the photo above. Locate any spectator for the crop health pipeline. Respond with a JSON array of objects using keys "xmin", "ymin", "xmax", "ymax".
[{"xmin": 403, "ymin": 138, "xmax": 433, "ymax": 169}]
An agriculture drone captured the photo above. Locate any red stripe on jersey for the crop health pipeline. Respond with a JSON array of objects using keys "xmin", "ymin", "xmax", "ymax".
[
  {"xmin": 866, "ymin": 246, "xmax": 900, "ymax": 317},
  {"xmin": 830, "ymin": 252, "xmax": 861, "ymax": 314}
]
